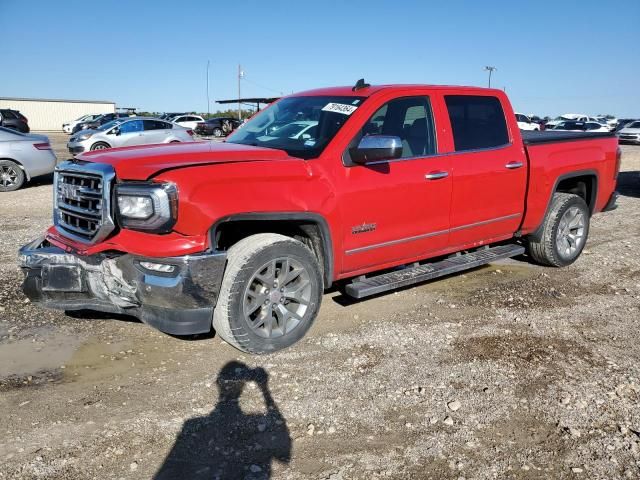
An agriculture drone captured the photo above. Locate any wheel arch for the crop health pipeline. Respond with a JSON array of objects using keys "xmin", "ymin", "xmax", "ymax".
[
  {"xmin": 210, "ymin": 212, "xmax": 334, "ymax": 288},
  {"xmin": 90, "ymin": 141, "xmax": 111, "ymax": 150},
  {"xmin": 528, "ymin": 169, "xmax": 598, "ymax": 241}
]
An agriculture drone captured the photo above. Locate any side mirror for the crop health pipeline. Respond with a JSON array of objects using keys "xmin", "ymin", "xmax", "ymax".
[
  {"xmin": 112, "ymin": 127, "xmax": 121, "ymax": 136},
  {"xmin": 350, "ymin": 135, "xmax": 403, "ymax": 164}
]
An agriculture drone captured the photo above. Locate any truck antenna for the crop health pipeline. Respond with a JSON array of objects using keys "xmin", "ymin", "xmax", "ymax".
[{"xmin": 352, "ymin": 78, "xmax": 370, "ymax": 91}]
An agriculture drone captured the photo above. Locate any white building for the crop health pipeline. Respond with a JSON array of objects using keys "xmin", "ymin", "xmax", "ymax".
[{"xmin": 0, "ymin": 97, "xmax": 115, "ymax": 132}]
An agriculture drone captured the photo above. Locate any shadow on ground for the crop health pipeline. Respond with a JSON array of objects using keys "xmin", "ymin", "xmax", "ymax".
[
  {"xmin": 154, "ymin": 361, "xmax": 291, "ymax": 479},
  {"xmin": 617, "ymin": 171, "xmax": 639, "ymax": 198}
]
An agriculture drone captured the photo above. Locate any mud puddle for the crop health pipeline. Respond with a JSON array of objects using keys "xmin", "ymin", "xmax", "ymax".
[{"xmin": 0, "ymin": 331, "xmax": 82, "ymax": 378}]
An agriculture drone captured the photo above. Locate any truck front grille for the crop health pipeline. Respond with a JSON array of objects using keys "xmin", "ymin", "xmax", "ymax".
[{"xmin": 54, "ymin": 162, "xmax": 116, "ymax": 244}]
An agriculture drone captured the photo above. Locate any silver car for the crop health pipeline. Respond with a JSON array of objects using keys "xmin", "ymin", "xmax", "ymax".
[
  {"xmin": 67, "ymin": 117, "xmax": 195, "ymax": 155},
  {"xmin": 0, "ymin": 127, "xmax": 57, "ymax": 192},
  {"xmin": 617, "ymin": 120, "xmax": 640, "ymax": 144}
]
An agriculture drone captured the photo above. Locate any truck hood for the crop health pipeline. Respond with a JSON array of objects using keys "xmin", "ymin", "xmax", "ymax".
[{"xmin": 76, "ymin": 141, "xmax": 293, "ymax": 180}]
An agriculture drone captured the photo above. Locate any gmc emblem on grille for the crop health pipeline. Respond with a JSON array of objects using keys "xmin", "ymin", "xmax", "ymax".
[{"xmin": 59, "ymin": 183, "xmax": 83, "ymax": 201}]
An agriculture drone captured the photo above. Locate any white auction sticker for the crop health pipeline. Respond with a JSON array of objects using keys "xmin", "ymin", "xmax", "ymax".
[{"xmin": 321, "ymin": 103, "xmax": 358, "ymax": 115}]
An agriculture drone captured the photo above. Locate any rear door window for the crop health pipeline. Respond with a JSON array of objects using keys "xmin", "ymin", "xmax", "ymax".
[
  {"xmin": 143, "ymin": 120, "xmax": 168, "ymax": 130},
  {"xmin": 445, "ymin": 95, "xmax": 509, "ymax": 151}
]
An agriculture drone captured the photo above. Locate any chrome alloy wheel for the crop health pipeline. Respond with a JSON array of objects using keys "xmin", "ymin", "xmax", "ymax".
[
  {"xmin": 0, "ymin": 165, "xmax": 19, "ymax": 188},
  {"xmin": 556, "ymin": 206, "xmax": 586, "ymax": 258},
  {"xmin": 243, "ymin": 257, "xmax": 312, "ymax": 338}
]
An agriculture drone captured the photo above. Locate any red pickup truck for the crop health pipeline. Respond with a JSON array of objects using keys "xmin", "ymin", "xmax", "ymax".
[{"xmin": 20, "ymin": 81, "xmax": 620, "ymax": 353}]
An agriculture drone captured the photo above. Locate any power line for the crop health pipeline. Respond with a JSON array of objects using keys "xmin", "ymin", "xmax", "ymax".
[{"xmin": 241, "ymin": 76, "xmax": 283, "ymax": 96}]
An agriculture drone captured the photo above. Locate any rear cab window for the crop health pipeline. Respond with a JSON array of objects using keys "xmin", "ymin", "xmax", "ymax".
[{"xmin": 444, "ymin": 95, "xmax": 509, "ymax": 151}]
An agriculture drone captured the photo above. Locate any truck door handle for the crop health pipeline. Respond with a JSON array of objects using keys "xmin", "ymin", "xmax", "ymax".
[
  {"xmin": 505, "ymin": 161, "xmax": 524, "ymax": 169},
  {"xmin": 425, "ymin": 171, "xmax": 449, "ymax": 180}
]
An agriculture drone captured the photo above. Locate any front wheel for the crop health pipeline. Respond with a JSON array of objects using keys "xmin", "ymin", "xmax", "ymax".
[
  {"xmin": 212, "ymin": 127, "xmax": 223, "ymax": 137},
  {"xmin": 90, "ymin": 142, "xmax": 110, "ymax": 151},
  {"xmin": 527, "ymin": 192, "xmax": 590, "ymax": 267},
  {"xmin": 213, "ymin": 233, "xmax": 323, "ymax": 354}
]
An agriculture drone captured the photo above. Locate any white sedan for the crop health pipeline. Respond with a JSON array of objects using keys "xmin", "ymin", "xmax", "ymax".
[
  {"xmin": 617, "ymin": 121, "xmax": 640, "ymax": 144},
  {"xmin": 171, "ymin": 114, "xmax": 205, "ymax": 130},
  {"xmin": 62, "ymin": 114, "xmax": 102, "ymax": 134},
  {"xmin": 515, "ymin": 113, "xmax": 541, "ymax": 131}
]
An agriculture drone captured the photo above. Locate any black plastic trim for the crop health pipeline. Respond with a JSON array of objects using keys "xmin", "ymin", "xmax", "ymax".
[
  {"xmin": 522, "ymin": 130, "xmax": 615, "ymax": 145},
  {"xmin": 210, "ymin": 212, "xmax": 334, "ymax": 287}
]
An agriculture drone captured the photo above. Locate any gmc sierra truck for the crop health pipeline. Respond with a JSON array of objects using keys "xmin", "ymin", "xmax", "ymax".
[{"xmin": 19, "ymin": 81, "xmax": 620, "ymax": 354}]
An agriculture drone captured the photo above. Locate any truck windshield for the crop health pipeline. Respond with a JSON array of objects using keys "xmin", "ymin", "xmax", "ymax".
[{"xmin": 226, "ymin": 96, "xmax": 365, "ymax": 159}]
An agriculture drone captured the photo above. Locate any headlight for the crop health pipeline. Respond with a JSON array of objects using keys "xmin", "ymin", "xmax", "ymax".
[
  {"xmin": 77, "ymin": 133, "xmax": 93, "ymax": 141},
  {"xmin": 115, "ymin": 183, "xmax": 178, "ymax": 233}
]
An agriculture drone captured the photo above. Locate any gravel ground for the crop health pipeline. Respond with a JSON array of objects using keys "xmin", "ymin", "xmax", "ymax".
[{"xmin": 0, "ymin": 134, "xmax": 639, "ymax": 479}]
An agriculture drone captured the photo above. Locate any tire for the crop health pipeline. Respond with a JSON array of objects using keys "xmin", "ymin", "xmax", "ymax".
[
  {"xmin": 169, "ymin": 140, "xmax": 180, "ymax": 143},
  {"xmin": 212, "ymin": 127, "xmax": 223, "ymax": 137},
  {"xmin": 527, "ymin": 193, "xmax": 590, "ymax": 267},
  {"xmin": 213, "ymin": 233, "xmax": 323, "ymax": 354},
  {"xmin": 0, "ymin": 160, "xmax": 25, "ymax": 192},
  {"xmin": 90, "ymin": 142, "xmax": 110, "ymax": 151}
]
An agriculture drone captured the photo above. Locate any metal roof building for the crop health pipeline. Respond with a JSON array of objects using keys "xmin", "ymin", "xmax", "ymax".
[{"xmin": 0, "ymin": 97, "xmax": 115, "ymax": 132}]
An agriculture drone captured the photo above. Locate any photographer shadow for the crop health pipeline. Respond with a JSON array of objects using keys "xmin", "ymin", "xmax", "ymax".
[{"xmin": 154, "ymin": 361, "xmax": 291, "ymax": 480}]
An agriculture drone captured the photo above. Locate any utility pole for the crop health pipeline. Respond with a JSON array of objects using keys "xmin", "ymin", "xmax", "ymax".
[
  {"xmin": 484, "ymin": 66, "xmax": 497, "ymax": 88},
  {"xmin": 206, "ymin": 60, "xmax": 210, "ymax": 118},
  {"xmin": 238, "ymin": 64, "xmax": 244, "ymax": 121}
]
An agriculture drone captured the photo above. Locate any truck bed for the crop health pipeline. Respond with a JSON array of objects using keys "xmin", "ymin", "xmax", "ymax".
[{"xmin": 521, "ymin": 130, "xmax": 615, "ymax": 145}]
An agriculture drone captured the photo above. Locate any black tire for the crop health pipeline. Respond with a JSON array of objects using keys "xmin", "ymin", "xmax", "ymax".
[
  {"xmin": 169, "ymin": 140, "xmax": 180, "ymax": 143},
  {"xmin": 90, "ymin": 142, "xmax": 110, "ymax": 151},
  {"xmin": 212, "ymin": 127, "xmax": 223, "ymax": 137},
  {"xmin": 0, "ymin": 160, "xmax": 26, "ymax": 192},
  {"xmin": 527, "ymin": 192, "xmax": 590, "ymax": 267},
  {"xmin": 213, "ymin": 233, "xmax": 323, "ymax": 354}
]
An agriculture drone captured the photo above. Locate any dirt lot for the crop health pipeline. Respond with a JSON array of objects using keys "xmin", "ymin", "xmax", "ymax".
[{"xmin": 1, "ymin": 134, "xmax": 639, "ymax": 479}]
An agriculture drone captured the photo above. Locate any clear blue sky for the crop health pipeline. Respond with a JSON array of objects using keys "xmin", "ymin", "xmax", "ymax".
[{"xmin": 1, "ymin": 0, "xmax": 638, "ymax": 116}]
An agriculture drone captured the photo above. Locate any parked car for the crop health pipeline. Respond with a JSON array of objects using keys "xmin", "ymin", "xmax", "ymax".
[
  {"xmin": 596, "ymin": 115, "xmax": 618, "ymax": 130},
  {"xmin": 552, "ymin": 121, "xmax": 610, "ymax": 132},
  {"xmin": 617, "ymin": 120, "xmax": 640, "ymax": 144},
  {"xmin": 0, "ymin": 109, "xmax": 29, "ymax": 133},
  {"xmin": 160, "ymin": 113, "xmax": 186, "ymax": 121},
  {"xmin": 546, "ymin": 114, "xmax": 595, "ymax": 129},
  {"xmin": 194, "ymin": 117, "xmax": 242, "ymax": 137},
  {"xmin": 20, "ymin": 83, "xmax": 619, "ymax": 354},
  {"xmin": 67, "ymin": 117, "xmax": 195, "ymax": 155},
  {"xmin": 515, "ymin": 113, "xmax": 541, "ymax": 131},
  {"xmin": 615, "ymin": 118, "xmax": 637, "ymax": 131},
  {"xmin": 171, "ymin": 114, "xmax": 205, "ymax": 130},
  {"xmin": 63, "ymin": 114, "xmax": 102, "ymax": 134},
  {"xmin": 0, "ymin": 127, "xmax": 57, "ymax": 191},
  {"xmin": 72, "ymin": 113, "xmax": 131, "ymax": 135}
]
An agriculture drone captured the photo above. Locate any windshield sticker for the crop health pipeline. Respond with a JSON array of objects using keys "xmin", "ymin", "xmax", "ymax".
[
  {"xmin": 304, "ymin": 139, "xmax": 316, "ymax": 146},
  {"xmin": 352, "ymin": 99, "xmax": 361, "ymax": 105},
  {"xmin": 322, "ymin": 103, "xmax": 358, "ymax": 115}
]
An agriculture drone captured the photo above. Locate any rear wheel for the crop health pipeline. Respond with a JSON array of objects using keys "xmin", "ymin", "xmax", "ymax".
[
  {"xmin": 0, "ymin": 160, "xmax": 25, "ymax": 192},
  {"xmin": 212, "ymin": 127, "xmax": 223, "ymax": 137},
  {"xmin": 527, "ymin": 193, "xmax": 590, "ymax": 267},
  {"xmin": 213, "ymin": 233, "xmax": 323, "ymax": 354},
  {"xmin": 90, "ymin": 142, "xmax": 110, "ymax": 151}
]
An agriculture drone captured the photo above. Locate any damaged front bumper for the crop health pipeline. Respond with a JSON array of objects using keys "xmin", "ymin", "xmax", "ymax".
[{"xmin": 19, "ymin": 237, "xmax": 226, "ymax": 335}]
